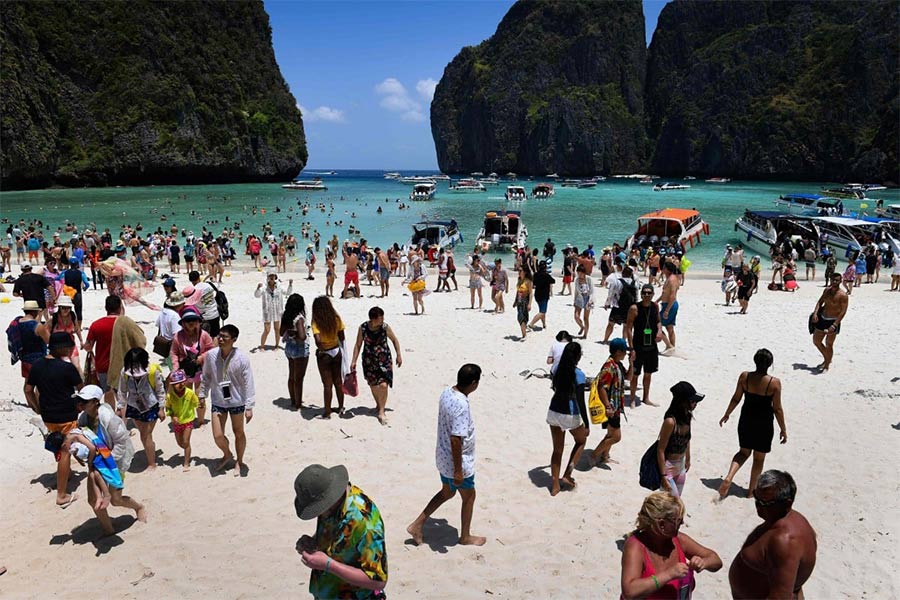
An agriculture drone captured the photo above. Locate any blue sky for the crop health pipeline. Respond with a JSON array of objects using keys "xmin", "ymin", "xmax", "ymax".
[{"xmin": 266, "ymin": 1, "xmax": 668, "ymax": 171}]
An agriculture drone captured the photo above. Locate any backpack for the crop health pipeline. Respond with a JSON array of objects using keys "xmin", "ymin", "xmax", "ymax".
[
  {"xmin": 619, "ymin": 277, "xmax": 637, "ymax": 309},
  {"xmin": 209, "ymin": 282, "xmax": 229, "ymax": 321},
  {"xmin": 6, "ymin": 317, "xmax": 22, "ymax": 365}
]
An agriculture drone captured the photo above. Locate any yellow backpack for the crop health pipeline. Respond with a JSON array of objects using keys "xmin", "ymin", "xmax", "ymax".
[{"xmin": 588, "ymin": 377, "xmax": 608, "ymax": 425}]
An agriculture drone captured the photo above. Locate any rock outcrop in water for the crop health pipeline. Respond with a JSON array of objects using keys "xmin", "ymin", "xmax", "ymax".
[
  {"xmin": 432, "ymin": 0, "xmax": 898, "ymax": 182},
  {"xmin": 1, "ymin": 0, "xmax": 306, "ymax": 189},
  {"xmin": 430, "ymin": 0, "xmax": 647, "ymax": 176}
]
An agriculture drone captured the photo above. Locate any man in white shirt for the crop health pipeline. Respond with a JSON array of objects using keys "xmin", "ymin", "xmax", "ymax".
[
  {"xmin": 156, "ymin": 291, "xmax": 184, "ymax": 343},
  {"xmin": 198, "ymin": 324, "xmax": 255, "ymax": 476},
  {"xmin": 547, "ymin": 330, "xmax": 573, "ymax": 375},
  {"xmin": 188, "ymin": 270, "xmax": 220, "ymax": 336},
  {"xmin": 407, "ymin": 364, "xmax": 485, "ymax": 547}
]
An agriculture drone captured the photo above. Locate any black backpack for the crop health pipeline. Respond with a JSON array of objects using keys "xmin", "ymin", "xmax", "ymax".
[
  {"xmin": 209, "ymin": 282, "xmax": 229, "ymax": 321},
  {"xmin": 619, "ymin": 277, "xmax": 637, "ymax": 308}
]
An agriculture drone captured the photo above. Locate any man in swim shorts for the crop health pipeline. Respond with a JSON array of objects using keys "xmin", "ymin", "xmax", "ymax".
[
  {"xmin": 656, "ymin": 261, "xmax": 680, "ymax": 351},
  {"xmin": 343, "ymin": 249, "xmax": 360, "ymax": 298},
  {"xmin": 810, "ymin": 273, "xmax": 848, "ymax": 371}
]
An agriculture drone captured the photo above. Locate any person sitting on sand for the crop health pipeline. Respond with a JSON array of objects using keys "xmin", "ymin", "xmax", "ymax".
[
  {"xmin": 407, "ymin": 364, "xmax": 486, "ymax": 547},
  {"xmin": 729, "ymin": 470, "xmax": 817, "ymax": 600},
  {"xmin": 810, "ymin": 273, "xmax": 848, "ymax": 371},
  {"xmin": 546, "ymin": 342, "xmax": 589, "ymax": 496},
  {"xmin": 294, "ymin": 464, "xmax": 388, "ymax": 598},
  {"xmin": 717, "ymin": 349, "xmax": 786, "ymax": 499},
  {"xmin": 621, "ymin": 491, "xmax": 722, "ymax": 599}
]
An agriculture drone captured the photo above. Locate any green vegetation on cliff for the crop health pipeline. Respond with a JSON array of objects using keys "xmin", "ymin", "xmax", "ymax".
[{"xmin": 1, "ymin": 0, "xmax": 306, "ymax": 189}]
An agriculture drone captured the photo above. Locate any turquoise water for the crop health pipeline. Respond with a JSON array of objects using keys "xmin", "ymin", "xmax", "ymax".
[{"xmin": 1, "ymin": 171, "xmax": 896, "ymax": 270}]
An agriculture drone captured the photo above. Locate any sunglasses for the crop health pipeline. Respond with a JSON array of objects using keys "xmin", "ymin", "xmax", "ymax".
[
  {"xmin": 754, "ymin": 497, "xmax": 783, "ymax": 508},
  {"xmin": 641, "ymin": 291, "xmax": 653, "ymax": 295}
]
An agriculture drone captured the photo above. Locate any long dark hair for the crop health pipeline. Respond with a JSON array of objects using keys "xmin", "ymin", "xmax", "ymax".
[
  {"xmin": 280, "ymin": 293, "xmax": 306, "ymax": 337},
  {"xmin": 311, "ymin": 295, "xmax": 340, "ymax": 337},
  {"xmin": 552, "ymin": 342, "xmax": 582, "ymax": 398},
  {"xmin": 664, "ymin": 394, "xmax": 693, "ymax": 426},
  {"xmin": 123, "ymin": 347, "xmax": 149, "ymax": 374}
]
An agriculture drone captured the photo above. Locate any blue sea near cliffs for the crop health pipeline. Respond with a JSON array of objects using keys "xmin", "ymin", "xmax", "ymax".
[{"xmin": 1, "ymin": 171, "xmax": 897, "ymax": 272}]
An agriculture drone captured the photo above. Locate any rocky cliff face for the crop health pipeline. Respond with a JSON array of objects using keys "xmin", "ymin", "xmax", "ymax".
[
  {"xmin": 647, "ymin": 0, "xmax": 898, "ymax": 182},
  {"xmin": 1, "ymin": 0, "xmax": 306, "ymax": 189},
  {"xmin": 430, "ymin": 0, "xmax": 647, "ymax": 176}
]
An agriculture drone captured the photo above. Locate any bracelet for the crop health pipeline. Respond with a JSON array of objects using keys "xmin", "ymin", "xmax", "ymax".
[
  {"xmin": 324, "ymin": 557, "xmax": 332, "ymax": 575},
  {"xmin": 651, "ymin": 575, "xmax": 660, "ymax": 590}
]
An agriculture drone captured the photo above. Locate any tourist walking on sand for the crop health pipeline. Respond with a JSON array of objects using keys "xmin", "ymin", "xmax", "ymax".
[
  {"xmin": 490, "ymin": 258, "xmax": 508, "ymax": 313},
  {"xmin": 656, "ymin": 261, "xmax": 680, "ymax": 351},
  {"xmin": 342, "ymin": 246, "xmax": 360, "ymax": 298},
  {"xmin": 528, "ymin": 260, "xmax": 555, "ymax": 330},
  {"xmin": 325, "ymin": 247, "xmax": 336, "ymax": 297},
  {"xmin": 561, "ymin": 248, "xmax": 574, "ymax": 295},
  {"xmin": 547, "ymin": 330, "xmax": 573, "ymax": 375},
  {"xmin": 50, "ymin": 295, "xmax": 83, "ymax": 374},
  {"xmin": 305, "ymin": 243, "xmax": 316, "ymax": 280},
  {"xmin": 546, "ymin": 342, "xmax": 590, "ymax": 496},
  {"xmin": 736, "ymin": 262, "xmax": 758, "ymax": 314},
  {"xmin": 83, "ymin": 294, "xmax": 123, "ymax": 404},
  {"xmin": 12, "ymin": 300, "xmax": 49, "ymax": 400},
  {"xmin": 810, "ymin": 273, "xmax": 848, "ymax": 371},
  {"xmin": 311, "ymin": 296, "xmax": 346, "ymax": 418},
  {"xmin": 165, "ymin": 369, "xmax": 199, "ymax": 471},
  {"xmin": 718, "ymin": 349, "xmax": 786, "ymax": 499},
  {"xmin": 199, "ymin": 324, "xmax": 255, "ymax": 476},
  {"xmin": 116, "ymin": 348, "xmax": 166, "ymax": 470},
  {"xmin": 589, "ymin": 338, "xmax": 629, "ymax": 466},
  {"xmin": 620, "ymin": 491, "xmax": 722, "ymax": 599},
  {"xmin": 572, "ymin": 264, "xmax": 594, "ymax": 339},
  {"xmin": 603, "ymin": 265, "xmax": 636, "ymax": 343},
  {"xmin": 656, "ymin": 382, "xmax": 704, "ymax": 497},
  {"xmin": 407, "ymin": 364, "xmax": 486, "ymax": 547},
  {"xmin": 408, "ymin": 255, "xmax": 426, "ymax": 315},
  {"xmin": 186, "ymin": 270, "xmax": 220, "ymax": 337},
  {"xmin": 376, "ymin": 247, "xmax": 391, "ymax": 297},
  {"xmin": 514, "ymin": 267, "xmax": 533, "ymax": 340},
  {"xmin": 294, "ymin": 464, "xmax": 388, "ymax": 598},
  {"xmin": 170, "ymin": 307, "xmax": 215, "ymax": 424},
  {"xmin": 255, "ymin": 270, "xmax": 292, "ymax": 350},
  {"xmin": 350, "ymin": 306, "xmax": 402, "ymax": 425},
  {"xmin": 280, "ymin": 294, "xmax": 310, "ymax": 410},
  {"xmin": 73, "ymin": 386, "xmax": 147, "ymax": 533},
  {"xmin": 729, "ymin": 470, "xmax": 817, "ymax": 599},
  {"xmin": 467, "ymin": 254, "xmax": 488, "ymax": 309},
  {"xmin": 625, "ymin": 284, "xmax": 661, "ymax": 407}
]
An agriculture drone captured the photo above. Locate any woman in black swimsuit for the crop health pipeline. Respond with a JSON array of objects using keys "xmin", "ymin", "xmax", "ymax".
[
  {"xmin": 717, "ymin": 349, "xmax": 787, "ymax": 499},
  {"xmin": 656, "ymin": 381, "xmax": 704, "ymax": 497}
]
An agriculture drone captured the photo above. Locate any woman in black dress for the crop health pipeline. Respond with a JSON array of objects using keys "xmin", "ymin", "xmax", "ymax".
[{"xmin": 717, "ymin": 349, "xmax": 787, "ymax": 499}]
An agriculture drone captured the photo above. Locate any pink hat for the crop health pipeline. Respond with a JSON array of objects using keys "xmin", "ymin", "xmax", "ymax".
[
  {"xmin": 182, "ymin": 284, "xmax": 202, "ymax": 305},
  {"xmin": 169, "ymin": 369, "xmax": 188, "ymax": 384}
]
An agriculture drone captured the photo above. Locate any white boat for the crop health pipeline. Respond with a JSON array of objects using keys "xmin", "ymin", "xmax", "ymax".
[
  {"xmin": 531, "ymin": 183, "xmax": 555, "ymax": 199},
  {"xmin": 639, "ymin": 177, "xmax": 654, "ymax": 184},
  {"xmin": 577, "ymin": 181, "xmax": 597, "ymax": 189},
  {"xmin": 561, "ymin": 179, "xmax": 581, "ymax": 187},
  {"xmin": 282, "ymin": 178, "xmax": 327, "ymax": 191},
  {"xmin": 590, "ymin": 175, "xmax": 606, "ymax": 182},
  {"xmin": 408, "ymin": 220, "xmax": 463, "ymax": 251},
  {"xmin": 626, "ymin": 208, "xmax": 710, "ymax": 253},
  {"xmin": 398, "ymin": 176, "xmax": 437, "ymax": 185},
  {"xmin": 774, "ymin": 194, "xmax": 843, "ymax": 216},
  {"xmin": 505, "ymin": 185, "xmax": 527, "ymax": 202},
  {"xmin": 706, "ymin": 177, "xmax": 731, "ymax": 183},
  {"xmin": 684, "ymin": 176, "xmax": 697, "ymax": 180},
  {"xmin": 478, "ymin": 177, "xmax": 500, "ymax": 186},
  {"xmin": 546, "ymin": 173, "xmax": 560, "ymax": 179},
  {"xmin": 505, "ymin": 172, "xmax": 517, "ymax": 180},
  {"xmin": 734, "ymin": 210, "xmax": 820, "ymax": 257},
  {"xmin": 449, "ymin": 179, "xmax": 486, "ymax": 193},
  {"xmin": 653, "ymin": 183, "xmax": 691, "ymax": 191},
  {"xmin": 476, "ymin": 210, "xmax": 527, "ymax": 251},
  {"xmin": 812, "ymin": 216, "xmax": 871, "ymax": 258},
  {"xmin": 470, "ymin": 172, "xmax": 484, "ymax": 177},
  {"xmin": 432, "ymin": 174, "xmax": 452, "ymax": 181},
  {"xmin": 409, "ymin": 182, "xmax": 436, "ymax": 201},
  {"xmin": 822, "ymin": 186, "xmax": 867, "ymax": 200},
  {"xmin": 383, "ymin": 172, "xmax": 401, "ymax": 180},
  {"xmin": 875, "ymin": 204, "xmax": 900, "ymax": 218}
]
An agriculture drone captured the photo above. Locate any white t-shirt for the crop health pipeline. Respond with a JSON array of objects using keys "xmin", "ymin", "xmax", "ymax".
[
  {"xmin": 156, "ymin": 307, "xmax": 182, "ymax": 341},
  {"xmin": 195, "ymin": 282, "xmax": 219, "ymax": 320},
  {"xmin": 436, "ymin": 387, "xmax": 475, "ymax": 478},
  {"xmin": 548, "ymin": 340, "xmax": 568, "ymax": 375}
]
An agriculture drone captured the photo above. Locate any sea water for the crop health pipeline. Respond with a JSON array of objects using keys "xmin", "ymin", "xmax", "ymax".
[{"xmin": 1, "ymin": 171, "xmax": 896, "ymax": 271}]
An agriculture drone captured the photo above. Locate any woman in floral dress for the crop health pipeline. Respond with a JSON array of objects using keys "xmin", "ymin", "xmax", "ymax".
[{"xmin": 350, "ymin": 306, "xmax": 402, "ymax": 425}]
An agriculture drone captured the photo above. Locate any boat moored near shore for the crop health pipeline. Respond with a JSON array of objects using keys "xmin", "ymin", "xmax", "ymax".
[
  {"xmin": 627, "ymin": 208, "xmax": 709, "ymax": 253},
  {"xmin": 476, "ymin": 210, "xmax": 527, "ymax": 251}
]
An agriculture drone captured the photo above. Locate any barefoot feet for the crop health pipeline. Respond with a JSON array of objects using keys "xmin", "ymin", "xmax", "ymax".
[{"xmin": 406, "ymin": 522, "xmax": 424, "ymax": 546}]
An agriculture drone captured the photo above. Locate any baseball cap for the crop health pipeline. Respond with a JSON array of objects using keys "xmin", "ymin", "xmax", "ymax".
[
  {"xmin": 73, "ymin": 385, "xmax": 104, "ymax": 403},
  {"xmin": 609, "ymin": 338, "xmax": 630, "ymax": 353},
  {"xmin": 163, "ymin": 278, "xmax": 176, "ymax": 289},
  {"xmin": 670, "ymin": 381, "xmax": 705, "ymax": 403}
]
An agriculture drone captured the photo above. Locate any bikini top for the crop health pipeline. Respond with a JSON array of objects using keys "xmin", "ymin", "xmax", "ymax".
[{"xmin": 665, "ymin": 423, "xmax": 691, "ymax": 455}]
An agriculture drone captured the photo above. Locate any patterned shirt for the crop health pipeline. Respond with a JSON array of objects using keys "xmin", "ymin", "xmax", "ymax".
[
  {"xmin": 436, "ymin": 387, "xmax": 475, "ymax": 478},
  {"xmin": 597, "ymin": 357, "xmax": 626, "ymax": 416},
  {"xmin": 311, "ymin": 484, "xmax": 388, "ymax": 600}
]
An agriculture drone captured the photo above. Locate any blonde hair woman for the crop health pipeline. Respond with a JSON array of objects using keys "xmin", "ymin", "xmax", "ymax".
[{"xmin": 621, "ymin": 492, "xmax": 722, "ymax": 599}]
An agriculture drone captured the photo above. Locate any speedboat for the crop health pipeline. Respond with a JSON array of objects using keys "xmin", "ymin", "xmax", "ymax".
[
  {"xmin": 626, "ymin": 208, "xmax": 710, "ymax": 253},
  {"xmin": 811, "ymin": 216, "xmax": 878, "ymax": 259},
  {"xmin": 476, "ymin": 210, "xmax": 527, "ymax": 251},
  {"xmin": 875, "ymin": 204, "xmax": 900, "ymax": 218},
  {"xmin": 577, "ymin": 180, "xmax": 597, "ymax": 189},
  {"xmin": 384, "ymin": 172, "xmax": 401, "ymax": 180},
  {"xmin": 546, "ymin": 173, "xmax": 559, "ymax": 179},
  {"xmin": 774, "ymin": 194, "xmax": 843, "ymax": 216},
  {"xmin": 470, "ymin": 172, "xmax": 484, "ymax": 177},
  {"xmin": 398, "ymin": 176, "xmax": 437, "ymax": 185},
  {"xmin": 505, "ymin": 172, "xmax": 518, "ymax": 180},
  {"xmin": 531, "ymin": 183, "xmax": 555, "ymax": 199},
  {"xmin": 449, "ymin": 179, "xmax": 486, "ymax": 193},
  {"xmin": 639, "ymin": 177, "xmax": 654, "ymax": 184},
  {"xmin": 432, "ymin": 174, "xmax": 451, "ymax": 181},
  {"xmin": 505, "ymin": 185, "xmax": 527, "ymax": 202},
  {"xmin": 590, "ymin": 175, "xmax": 607, "ymax": 182},
  {"xmin": 706, "ymin": 177, "xmax": 731, "ymax": 183},
  {"xmin": 478, "ymin": 176, "xmax": 500, "ymax": 186},
  {"xmin": 409, "ymin": 182, "xmax": 436, "ymax": 201},
  {"xmin": 282, "ymin": 178, "xmax": 327, "ymax": 191},
  {"xmin": 822, "ymin": 186, "xmax": 867, "ymax": 200},
  {"xmin": 653, "ymin": 183, "xmax": 691, "ymax": 191},
  {"xmin": 684, "ymin": 176, "xmax": 697, "ymax": 180},
  {"xmin": 734, "ymin": 210, "xmax": 819, "ymax": 257},
  {"xmin": 561, "ymin": 179, "xmax": 581, "ymax": 187},
  {"xmin": 408, "ymin": 220, "xmax": 463, "ymax": 251}
]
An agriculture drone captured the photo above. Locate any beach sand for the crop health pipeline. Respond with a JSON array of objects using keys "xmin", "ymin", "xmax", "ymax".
[{"xmin": 0, "ymin": 263, "xmax": 897, "ymax": 598}]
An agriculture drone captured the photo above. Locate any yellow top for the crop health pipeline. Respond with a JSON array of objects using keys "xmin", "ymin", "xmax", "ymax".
[
  {"xmin": 166, "ymin": 387, "xmax": 199, "ymax": 424},
  {"xmin": 311, "ymin": 317, "xmax": 344, "ymax": 350}
]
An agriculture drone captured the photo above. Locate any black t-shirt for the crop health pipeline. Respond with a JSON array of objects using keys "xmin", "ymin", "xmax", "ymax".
[
  {"xmin": 63, "ymin": 268, "xmax": 82, "ymax": 292},
  {"xmin": 170, "ymin": 245, "xmax": 181, "ymax": 260},
  {"xmin": 533, "ymin": 271, "xmax": 556, "ymax": 301},
  {"xmin": 13, "ymin": 273, "xmax": 51, "ymax": 304},
  {"xmin": 27, "ymin": 358, "xmax": 82, "ymax": 423},
  {"xmin": 737, "ymin": 270, "xmax": 756, "ymax": 290}
]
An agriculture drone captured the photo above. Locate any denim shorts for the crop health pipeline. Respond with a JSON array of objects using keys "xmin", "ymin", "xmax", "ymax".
[
  {"xmin": 284, "ymin": 338, "xmax": 309, "ymax": 359},
  {"xmin": 440, "ymin": 473, "xmax": 475, "ymax": 491},
  {"xmin": 125, "ymin": 404, "xmax": 161, "ymax": 422},
  {"xmin": 211, "ymin": 404, "xmax": 245, "ymax": 415}
]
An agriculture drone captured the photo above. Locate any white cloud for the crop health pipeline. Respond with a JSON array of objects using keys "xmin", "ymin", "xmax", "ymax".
[
  {"xmin": 416, "ymin": 78, "xmax": 438, "ymax": 102},
  {"xmin": 374, "ymin": 77, "xmax": 430, "ymax": 122},
  {"xmin": 298, "ymin": 104, "xmax": 346, "ymax": 123}
]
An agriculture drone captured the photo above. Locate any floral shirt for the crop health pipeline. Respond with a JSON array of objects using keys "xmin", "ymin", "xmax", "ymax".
[
  {"xmin": 311, "ymin": 484, "xmax": 388, "ymax": 599},
  {"xmin": 597, "ymin": 357, "xmax": 626, "ymax": 416}
]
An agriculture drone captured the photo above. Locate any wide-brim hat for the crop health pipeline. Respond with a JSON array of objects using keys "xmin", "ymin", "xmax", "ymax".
[
  {"xmin": 294, "ymin": 464, "xmax": 348, "ymax": 520},
  {"xmin": 179, "ymin": 306, "xmax": 202, "ymax": 324},
  {"xmin": 165, "ymin": 291, "xmax": 186, "ymax": 307},
  {"xmin": 23, "ymin": 300, "xmax": 41, "ymax": 311},
  {"xmin": 56, "ymin": 295, "xmax": 74, "ymax": 308},
  {"xmin": 182, "ymin": 285, "xmax": 202, "ymax": 305}
]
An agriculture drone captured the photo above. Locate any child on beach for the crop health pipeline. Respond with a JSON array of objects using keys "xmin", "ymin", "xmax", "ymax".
[
  {"xmin": 47, "ymin": 427, "xmax": 123, "ymax": 511},
  {"xmin": 165, "ymin": 369, "xmax": 199, "ymax": 471}
]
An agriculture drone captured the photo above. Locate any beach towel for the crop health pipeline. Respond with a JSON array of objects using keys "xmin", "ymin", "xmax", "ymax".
[
  {"xmin": 85, "ymin": 427, "xmax": 124, "ymax": 489},
  {"xmin": 107, "ymin": 316, "xmax": 147, "ymax": 390}
]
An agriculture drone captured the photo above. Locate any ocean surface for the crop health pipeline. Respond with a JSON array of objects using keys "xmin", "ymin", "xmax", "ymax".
[{"xmin": 1, "ymin": 170, "xmax": 897, "ymax": 271}]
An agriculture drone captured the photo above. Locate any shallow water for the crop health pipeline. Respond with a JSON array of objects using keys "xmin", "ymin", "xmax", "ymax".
[{"xmin": 1, "ymin": 171, "xmax": 895, "ymax": 270}]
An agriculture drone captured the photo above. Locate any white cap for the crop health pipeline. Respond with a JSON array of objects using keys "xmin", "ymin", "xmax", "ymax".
[{"xmin": 72, "ymin": 385, "xmax": 104, "ymax": 402}]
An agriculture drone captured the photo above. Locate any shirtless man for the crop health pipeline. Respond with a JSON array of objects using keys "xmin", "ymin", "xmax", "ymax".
[
  {"xmin": 656, "ymin": 261, "xmax": 680, "ymax": 351},
  {"xmin": 729, "ymin": 470, "xmax": 817, "ymax": 600},
  {"xmin": 376, "ymin": 247, "xmax": 391, "ymax": 297},
  {"xmin": 342, "ymin": 245, "xmax": 360, "ymax": 298},
  {"xmin": 809, "ymin": 273, "xmax": 848, "ymax": 371}
]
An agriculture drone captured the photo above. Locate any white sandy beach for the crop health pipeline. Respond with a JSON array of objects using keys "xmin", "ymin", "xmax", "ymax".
[{"xmin": 0, "ymin": 262, "xmax": 897, "ymax": 599}]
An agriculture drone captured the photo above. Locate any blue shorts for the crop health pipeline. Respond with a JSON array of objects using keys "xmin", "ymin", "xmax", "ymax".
[
  {"xmin": 660, "ymin": 301, "xmax": 678, "ymax": 327},
  {"xmin": 212, "ymin": 404, "xmax": 245, "ymax": 415},
  {"xmin": 440, "ymin": 474, "xmax": 475, "ymax": 491},
  {"xmin": 537, "ymin": 298, "xmax": 549, "ymax": 314},
  {"xmin": 125, "ymin": 404, "xmax": 161, "ymax": 422}
]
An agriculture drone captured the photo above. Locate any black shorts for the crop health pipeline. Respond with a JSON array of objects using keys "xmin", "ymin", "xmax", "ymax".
[
  {"xmin": 202, "ymin": 317, "xmax": 221, "ymax": 337},
  {"xmin": 814, "ymin": 317, "xmax": 840, "ymax": 334},
  {"xmin": 603, "ymin": 415, "xmax": 621, "ymax": 429},
  {"xmin": 632, "ymin": 349, "xmax": 659, "ymax": 375},
  {"xmin": 211, "ymin": 404, "xmax": 245, "ymax": 415},
  {"xmin": 609, "ymin": 306, "xmax": 628, "ymax": 324},
  {"xmin": 737, "ymin": 287, "xmax": 752, "ymax": 301}
]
